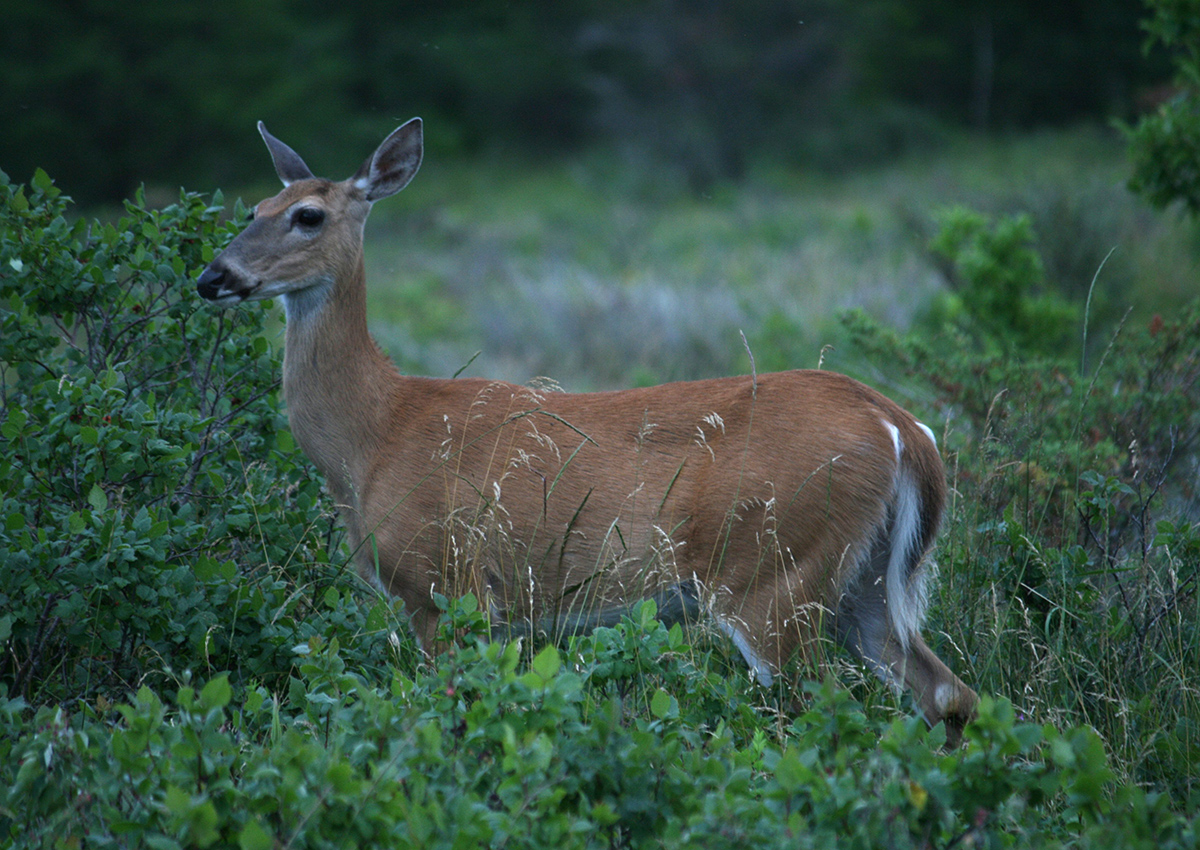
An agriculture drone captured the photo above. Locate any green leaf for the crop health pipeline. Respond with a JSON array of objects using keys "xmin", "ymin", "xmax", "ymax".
[
  {"xmin": 774, "ymin": 749, "xmax": 812, "ymax": 793},
  {"xmin": 531, "ymin": 645, "xmax": 561, "ymax": 682},
  {"xmin": 498, "ymin": 639, "xmax": 522, "ymax": 678},
  {"xmin": 87, "ymin": 483, "xmax": 108, "ymax": 512},
  {"xmin": 193, "ymin": 557, "xmax": 218, "ymax": 581},
  {"xmin": 1, "ymin": 407, "xmax": 26, "ymax": 438},
  {"xmin": 31, "ymin": 168, "xmax": 54, "ymax": 193},
  {"xmin": 325, "ymin": 762, "xmax": 358, "ymax": 794},
  {"xmin": 366, "ymin": 600, "xmax": 388, "ymax": 632},
  {"xmin": 80, "ymin": 425, "xmax": 99, "ymax": 446},
  {"xmin": 199, "ymin": 675, "xmax": 231, "ymax": 711},
  {"xmin": 238, "ymin": 820, "xmax": 274, "ymax": 850},
  {"xmin": 650, "ymin": 688, "xmax": 674, "ymax": 720}
]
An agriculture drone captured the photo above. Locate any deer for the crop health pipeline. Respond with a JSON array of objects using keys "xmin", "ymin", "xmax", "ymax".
[{"xmin": 196, "ymin": 118, "xmax": 978, "ymax": 741}]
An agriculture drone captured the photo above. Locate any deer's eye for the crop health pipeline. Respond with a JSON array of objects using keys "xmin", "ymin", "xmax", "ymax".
[{"xmin": 294, "ymin": 207, "xmax": 325, "ymax": 228}]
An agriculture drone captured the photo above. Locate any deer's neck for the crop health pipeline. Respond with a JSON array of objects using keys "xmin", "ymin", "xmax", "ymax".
[{"xmin": 279, "ymin": 259, "xmax": 400, "ymax": 516}]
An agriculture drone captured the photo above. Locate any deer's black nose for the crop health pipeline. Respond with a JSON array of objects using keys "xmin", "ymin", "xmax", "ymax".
[{"xmin": 196, "ymin": 265, "xmax": 228, "ymax": 300}]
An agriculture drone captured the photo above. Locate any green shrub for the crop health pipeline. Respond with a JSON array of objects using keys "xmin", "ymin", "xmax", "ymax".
[
  {"xmin": 924, "ymin": 206, "xmax": 1078, "ymax": 356},
  {"xmin": 4, "ymin": 618, "xmax": 1199, "ymax": 848},
  {"xmin": 0, "ymin": 169, "xmax": 409, "ymax": 706},
  {"xmin": 1126, "ymin": 0, "xmax": 1200, "ymax": 215},
  {"xmin": 842, "ymin": 205, "xmax": 1200, "ymax": 802}
]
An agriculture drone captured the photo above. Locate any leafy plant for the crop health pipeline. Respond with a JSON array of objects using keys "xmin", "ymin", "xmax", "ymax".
[
  {"xmin": 5, "ymin": 623, "xmax": 1199, "ymax": 848},
  {"xmin": 842, "ymin": 202, "xmax": 1200, "ymax": 802},
  {"xmin": 924, "ymin": 206, "xmax": 1078, "ymax": 356},
  {"xmin": 0, "ymin": 169, "xmax": 409, "ymax": 706},
  {"xmin": 1126, "ymin": 0, "xmax": 1200, "ymax": 214}
]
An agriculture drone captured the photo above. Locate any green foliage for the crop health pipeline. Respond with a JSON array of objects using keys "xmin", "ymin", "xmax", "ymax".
[
  {"xmin": 0, "ymin": 169, "xmax": 408, "ymax": 705},
  {"xmin": 2, "ymin": 629, "xmax": 1200, "ymax": 845},
  {"xmin": 926, "ymin": 207, "xmax": 1078, "ymax": 355},
  {"xmin": 6, "ymin": 619, "xmax": 1200, "ymax": 848},
  {"xmin": 1127, "ymin": 0, "xmax": 1200, "ymax": 213},
  {"xmin": 842, "ymin": 205, "xmax": 1200, "ymax": 803}
]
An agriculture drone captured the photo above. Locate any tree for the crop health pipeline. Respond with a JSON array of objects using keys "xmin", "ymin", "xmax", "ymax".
[{"xmin": 1126, "ymin": 0, "xmax": 1200, "ymax": 213}]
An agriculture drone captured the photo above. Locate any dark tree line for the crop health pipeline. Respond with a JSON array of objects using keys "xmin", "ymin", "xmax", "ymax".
[{"xmin": 1, "ymin": 0, "xmax": 1165, "ymax": 204}]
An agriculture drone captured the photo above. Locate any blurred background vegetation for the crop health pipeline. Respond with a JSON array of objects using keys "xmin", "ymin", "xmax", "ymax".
[
  {"xmin": 0, "ymin": 0, "xmax": 1171, "ymax": 205},
  {"xmin": 7, "ymin": 0, "xmax": 1194, "ymax": 391}
]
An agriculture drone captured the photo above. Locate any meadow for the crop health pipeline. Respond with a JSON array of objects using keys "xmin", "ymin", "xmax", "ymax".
[
  {"xmin": 360, "ymin": 125, "xmax": 1197, "ymax": 386},
  {"xmin": 2, "ymin": 125, "xmax": 1199, "ymax": 846}
]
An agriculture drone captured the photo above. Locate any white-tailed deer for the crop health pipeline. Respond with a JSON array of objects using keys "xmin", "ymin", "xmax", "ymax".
[{"xmin": 197, "ymin": 119, "xmax": 977, "ymax": 740}]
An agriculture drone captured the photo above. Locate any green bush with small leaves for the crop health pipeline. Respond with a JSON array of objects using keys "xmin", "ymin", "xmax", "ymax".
[
  {"xmin": 925, "ymin": 206, "xmax": 1079, "ymax": 356},
  {"xmin": 1126, "ymin": 0, "xmax": 1200, "ymax": 215},
  {"xmin": 4, "ymin": 607, "xmax": 1199, "ymax": 848},
  {"xmin": 0, "ymin": 168, "xmax": 409, "ymax": 707}
]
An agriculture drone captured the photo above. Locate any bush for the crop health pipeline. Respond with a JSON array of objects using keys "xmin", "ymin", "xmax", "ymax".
[
  {"xmin": 841, "ymin": 206, "xmax": 1200, "ymax": 801},
  {"xmin": 6, "ymin": 609, "xmax": 1200, "ymax": 849},
  {"xmin": 0, "ymin": 169, "xmax": 410, "ymax": 706},
  {"xmin": 925, "ymin": 206, "xmax": 1078, "ymax": 356},
  {"xmin": 1126, "ymin": 0, "xmax": 1200, "ymax": 215}
]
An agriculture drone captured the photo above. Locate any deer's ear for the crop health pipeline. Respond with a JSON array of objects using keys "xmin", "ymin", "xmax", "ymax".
[
  {"xmin": 258, "ymin": 122, "xmax": 314, "ymax": 186},
  {"xmin": 353, "ymin": 118, "xmax": 423, "ymax": 202}
]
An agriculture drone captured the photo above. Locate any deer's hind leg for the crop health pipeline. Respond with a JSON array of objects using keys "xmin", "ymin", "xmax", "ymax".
[
  {"xmin": 833, "ymin": 531, "xmax": 977, "ymax": 743},
  {"xmin": 713, "ymin": 561, "xmax": 833, "ymax": 689}
]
